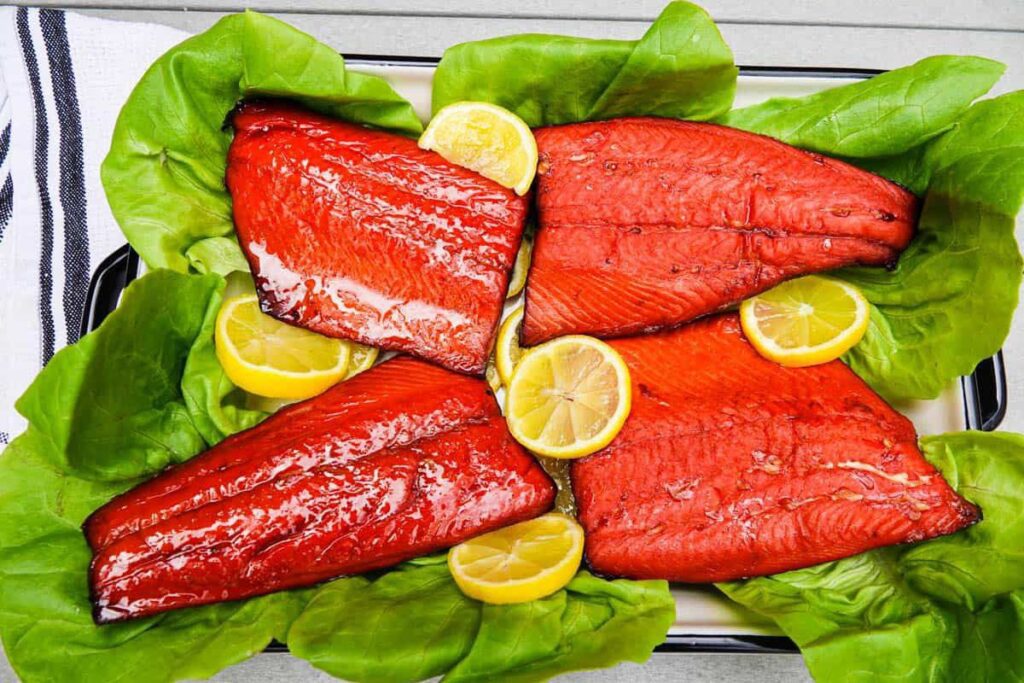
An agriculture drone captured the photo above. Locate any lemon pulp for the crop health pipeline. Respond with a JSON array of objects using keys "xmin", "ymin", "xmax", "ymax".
[
  {"xmin": 739, "ymin": 275, "xmax": 870, "ymax": 367},
  {"xmin": 216, "ymin": 295, "xmax": 350, "ymax": 399},
  {"xmin": 419, "ymin": 101, "xmax": 538, "ymax": 195},
  {"xmin": 505, "ymin": 335, "xmax": 631, "ymax": 459},
  {"xmin": 448, "ymin": 513, "xmax": 584, "ymax": 604}
]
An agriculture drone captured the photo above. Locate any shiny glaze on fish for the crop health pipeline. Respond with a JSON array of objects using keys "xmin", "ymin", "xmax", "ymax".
[
  {"xmin": 86, "ymin": 357, "xmax": 555, "ymax": 623},
  {"xmin": 227, "ymin": 101, "xmax": 529, "ymax": 374},
  {"xmin": 523, "ymin": 117, "xmax": 918, "ymax": 345},
  {"xmin": 571, "ymin": 315, "xmax": 978, "ymax": 583}
]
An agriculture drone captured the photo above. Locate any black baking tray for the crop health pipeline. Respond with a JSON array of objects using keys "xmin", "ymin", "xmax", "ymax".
[{"xmin": 81, "ymin": 61, "xmax": 1008, "ymax": 656}]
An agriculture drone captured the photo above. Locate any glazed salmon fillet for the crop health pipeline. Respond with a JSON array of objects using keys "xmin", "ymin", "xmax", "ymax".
[
  {"xmin": 571, "ymin": 315, "xmax": 978, "ymax": 583},
  {"xmin": 227, "ymin": 101, "xmax": 529, "ymax": 374},
  {"xmin": 523, "ymin": 118, "xmax": 918, "ymax": 345},
  {"xmin": 86, "ymin": 357, "xmax": 554, "ymax": 623}
]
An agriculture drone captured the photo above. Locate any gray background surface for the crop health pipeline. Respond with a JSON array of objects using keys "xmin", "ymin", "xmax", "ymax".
[{"xmin": 3, "ymin": 2, "xmax": 1024, "ymax": 681}]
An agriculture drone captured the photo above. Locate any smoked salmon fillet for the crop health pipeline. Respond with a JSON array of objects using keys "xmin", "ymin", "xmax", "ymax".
[
  {"xmin": 86, "ymin": 357, "xmax": 554, "ymax": 623},
  {"xmin": 226, "ymin": 101, "xmax": 529, "ymax": 375},
  {"xmin": 523, "ymin": 118, "xmax": 918, "ymax": 345},
  {"xmin": 571, "ymin": 315, "xmax": 978, "ymax": 583}
]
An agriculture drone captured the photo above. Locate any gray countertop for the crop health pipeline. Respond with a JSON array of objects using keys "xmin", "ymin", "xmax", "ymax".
[{"xmin": 2, "ymin": 2, "xmax": 1023, "ymax": 681}]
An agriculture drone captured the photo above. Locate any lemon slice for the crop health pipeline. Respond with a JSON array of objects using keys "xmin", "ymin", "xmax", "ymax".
[
  {"xmin": 216, "ymin": 295, "xmax": 351, "ymax": 399},
  {"xmin": 344, "ymin": 343, "xmax": 379, "ymax": 379},
  {"xmin": 448, "ymin": 513, "xmax": 584, "ymax": 604},
  {"xmin": 739, "ymin": 275, "xmax": 870, "ymax": 367},
  {"xmin": 505, "ymin": 335, "xmax": 631, "ymax": 459},
  {"xmin": 506, "ymin": 238, "xmax": 533, "ymax": 299},
  {"xmin": 495, "ymin": 305, "xmax": 525, "ymax": 386},
  {"xmin": 485, "ymin": 355, "xmax": 502, "ymax": 393},
  {"xmin": 419, "ymin": 101, "xmax": 538, "ymax": 195}
]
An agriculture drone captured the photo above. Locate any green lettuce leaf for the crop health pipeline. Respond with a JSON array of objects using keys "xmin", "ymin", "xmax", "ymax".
[
  {"xmin": 181, "ymin": 293, "xmax": 266, "ymax": 446},
  {"xmin": 0, "ymin": 270, "xmax": 305, "ymax": 683},
  {"xmin": 444, "ymin": 572, "xmax": 674, "ymax": 683},
  {"xmin": 289, "ymin": 564, "xmax": 674, "ymax": 683},
  {"xmin": 432, "ymin": 1, "xmax": 736, "ymax": 126},
  {"xmin": 14, "ymin": 271, "xmax": 219, "ymax": 481},
  {"xmin": 102, "ymin": 11, "xmax": 422, "ymax": 275},
  {"xmin": 185, "ymin": 236, "xmax": 251, "ymax": 276},
  {"xmin": 722, "ymin": 56, "xmax": 1021, "ymax": 401},
  {"xmin": 288, "ymin": 562, "xmax": 481, "ymax": 683},
  {"xmin": 719, "ymin": 431, "xmax": 1024, "ymax": 682},
  {"xmin": 839, "ymin": 94, "xmax": 1024, "ymax": 401},
  {"xmin": 720, "ymin": 56, "xmax": 1003, "ymax": 158}
]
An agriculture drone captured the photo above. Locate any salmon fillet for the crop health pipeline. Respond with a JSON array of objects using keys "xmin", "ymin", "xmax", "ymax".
[
  {"xmin": 523, "ymin": 118, "xmax": 918, "ymax": 345},
  {"xmin": 86, "ymin": 357, "xmax": 554, "ymax": 623},
  {"xmin": 227, "ymin": 101, "xmax": 529, "ymax": 374},
  {"xmin": 571, "ymin": 315, "xmax": 978, "ymax": 582}
]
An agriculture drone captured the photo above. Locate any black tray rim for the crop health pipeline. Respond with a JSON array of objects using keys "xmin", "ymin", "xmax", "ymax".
[{"xmin": 81, "ymin": 59, "xmax": 1008, "ymax": 656}]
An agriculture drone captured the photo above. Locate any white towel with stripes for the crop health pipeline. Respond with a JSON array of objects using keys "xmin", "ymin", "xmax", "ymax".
[{"xmin": 0, "ymin": 7, "xmax": 187, "ymax": 445}]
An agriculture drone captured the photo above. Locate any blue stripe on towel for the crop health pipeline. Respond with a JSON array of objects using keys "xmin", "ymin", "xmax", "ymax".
[
  {"xmin": 17, "ymin": 8, "xmax": 56, "ymax": 363},
  {"xmin": 41, "ymin": 9, "xmax": 90, "ymax": 344},
  {"xmin": 0, "ymin": 174, "xmax": 12, "ymax": 244}
]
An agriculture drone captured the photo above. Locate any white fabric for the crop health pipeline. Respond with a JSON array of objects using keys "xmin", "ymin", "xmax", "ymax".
[{"xmin": 0, "ymin": 7, "xmax": 187, "ymax": 443}]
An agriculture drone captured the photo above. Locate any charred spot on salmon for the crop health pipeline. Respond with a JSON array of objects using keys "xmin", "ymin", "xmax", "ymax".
[
  {"xmin": 522, "ymin": 118, "xmax": 916, "ymax": 345},
  {"xmin": 569, "ymin": 315, "xmax": 978, "ymax": 583}
]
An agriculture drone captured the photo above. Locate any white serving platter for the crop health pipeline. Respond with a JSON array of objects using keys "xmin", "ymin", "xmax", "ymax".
[
  {"xmin": 93, "ymin": 59, "xmax": 991, "ymax": 652},
  {"xmin": 347, "ymin": 58, "xmax": 970, "ymax": 645}
]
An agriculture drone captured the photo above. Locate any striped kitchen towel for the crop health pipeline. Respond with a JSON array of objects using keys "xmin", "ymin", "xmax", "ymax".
[{"xmin": 0, "ymin": 7, "xmax": 186, "ymax": 443}]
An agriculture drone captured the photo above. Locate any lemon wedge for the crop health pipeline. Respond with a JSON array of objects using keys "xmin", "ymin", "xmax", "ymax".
[
  {"xmin": 505, "ymin": 335, "xmax": 631, "ymax": 459},
  {"xmin": 495, "ymin": 305, "xmax": 525, "ymax": 386},
  {"xmin": 739, "ymin": 275, "xmax": 870, "ymax": 367},
  {"xmin": 216, "ymin": 295, "xmax": 350, "ymax": 399},
  {"xmin": 344, "ymin": 342, "xmax": 379, "ymax": 379},
  {"xmin": 419, "ymin": 101, "xmax": 538, "ymax": 195},
  {"xmin": 448, "ymin": 513, "xmax": 584, "ymax": 604},
  {"xmin": 507, "ymin": 237, "xmax": 533, "ymax": 299}
]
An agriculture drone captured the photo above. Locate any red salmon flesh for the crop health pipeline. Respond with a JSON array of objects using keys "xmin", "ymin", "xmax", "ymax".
[
  {"xmin": 86, "ymin": 357, "xmax": 555, "ymax": 622},
  {"xmin": 523, "ymin": 117, "xmax": 917, "ymax": 345},
  {"xmin": 227, "ymin": 101, "xmax": 529, "ymax": 374},
  {"xmin": 571, "ymin": 315, "xmax": 978, "ymax": 582}
]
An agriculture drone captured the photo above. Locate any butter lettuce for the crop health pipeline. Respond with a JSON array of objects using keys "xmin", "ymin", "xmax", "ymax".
[
  {"xmin": 839, "ymin": 94, "xmax": 1024, "ymax": 401},
  {"xmin": 288, "ymin": 561, "xmax": 674, "ymax": 683},
  {"xmin": 102, "ymin": 11, "xmax": 422, "ymax": 275},
  {"xmin": 0, "ymin": 271, "xmax": 303, "ymax": 683},
  {"xmin": 720, "ymin": 56, "xmax": 1004, "ymax": 158},
  {"xmin": 0, "ymin": 433, "xmax": 308, "ymax": 683},
  {"xmin": 719, "ymin": 431, "xmax": 1024, "ymax": 682},
  {"xmin": 0, "ymin": 270, "xmax": 674, "ymax": 683},
  {"xmin": 13, "ymin": 270, "xmax": 230, "ymax": 481},
  {"xmin": 432, "ymin": 1, "xmax": 736, "ymax": 126}
]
